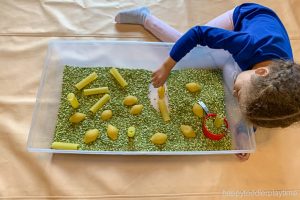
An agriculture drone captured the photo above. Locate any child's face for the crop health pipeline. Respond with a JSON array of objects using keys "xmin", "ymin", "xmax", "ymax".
[{"xmin": 233, "ymin": 67, "xmax": 269, "ymax": 106}]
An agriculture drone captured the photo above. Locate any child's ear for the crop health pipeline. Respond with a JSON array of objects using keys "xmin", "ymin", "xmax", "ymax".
[{"xmin": 254, "ymin": 67, "xmax": 269, "ymax": 76}]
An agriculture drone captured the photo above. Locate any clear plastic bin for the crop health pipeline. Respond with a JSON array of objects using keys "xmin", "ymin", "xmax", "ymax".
[{"xmin": 27, "ymin": 40, "xmax": 255, "ymax": 155}]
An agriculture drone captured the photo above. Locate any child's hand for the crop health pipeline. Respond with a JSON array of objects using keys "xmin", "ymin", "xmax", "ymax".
[
  {"xmin": 152, "ymin": 65, "xmax": 171, "ymax": 87},
  {"xmin": 151, "ymin": 56, "xmax": 176, "ymax": 88}
]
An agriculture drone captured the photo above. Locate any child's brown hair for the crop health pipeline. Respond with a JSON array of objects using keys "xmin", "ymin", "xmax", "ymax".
[{"xmin": 243, "ymin": 60, "xmax": 300, "ymax": 128}]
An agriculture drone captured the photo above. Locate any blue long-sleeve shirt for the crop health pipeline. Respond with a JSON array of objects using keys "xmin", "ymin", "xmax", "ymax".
[{"xmin": 169, "ymin": 3, "xmax": 293, "ymax": 71}]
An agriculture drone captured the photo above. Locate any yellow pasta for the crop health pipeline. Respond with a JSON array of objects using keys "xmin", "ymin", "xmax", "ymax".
[
  {"xmin": 100, "ymin": 110, "xmax": 113, "ymax": 121},
  {"xmin": 84, "ymin": 129, "xmax": 100, "ymax": 144},
  {"xmin": 214, "ymin": 117, "xmax": 224, "ymax": 128},
  {"xmin": 69, "ymin": 112, "xmax": 86, "ymax": 123},
  {"xmin": 75, "ymin": 72, "xmax": 98, "ymax": 90},
  {"xmin": 83, "ymin": 87, "xmax": 109, "ymax": 96},
  {"xmin": 107, "ymin": 124, "xmax": 119, "ymax": 141},
  {"xmin": 157, "ymin": 86, "xmax": 165, "ymax": 99},
  {"xmin": 110, "ymin": 67, "xmax": 128, "ymax": 88},
  {"xmin": 51, "ymin": 142, "xmax": 79, "ymax": 150},
  {"xmin": 192, "ymin": 103, "xmax": 204, "ymax": 118},
  {"xmin": 89, "ymin": 94, "xmax": 110, "ymax": 113},
  {"xmin": 158, "ymin": 99, "xmax": 170, "ymax": 122},
  {"xmin": 151, "ymin": 132, "xmax": 167, "ymax": 145},
  {"xmin": 123, "ymin": 95, "xmax": 138, "ymax": 106},
  {"xmin": 67, "ymin": 93, "xmax": 80, "ymax": 109},
  {"xmin": 180, "ymin": 125, "xmax": 196, "ymax": 138},
  {"xmin": 186, "ymin": 82, "xmax": 201, "ymax": 93},
  {"xmin": 127, "ymin": 126, "xmax": 135, "ymax": 138},
  {"xmin": 130, "ymin": 104, "xmax": 144, "ymax": 115}
]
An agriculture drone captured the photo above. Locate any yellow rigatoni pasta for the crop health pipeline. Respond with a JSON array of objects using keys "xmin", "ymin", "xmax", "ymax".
[
  {"xmin": 69, "ymin": 112, "xmax": 86, "ymax": 123},
  {"xmin": 75, "ymin": 72, "xmax": 98, "ymax": 90},
  {"xmin": 89, "ymin": 94, "xmax": 110, "ymax": 113},
  {"xmin": 157, "ymin": 86, "xmax": 165, "ymax": 99},
  {"xmin": 51, "ymin": 142, "xmax": 79, "ymax": 150},
  {"xmin": 109, "ymin": 67, "xmax": 128, "ymax": 88},
  {"xmin": 158, "ymin": 99, "xmax": 170, "ymax": 122},
  {"xmin": 83, "ymin": 87, "xmax": 109, "ymax": 96},
  {"xmin": 67, "ymin": 93, "xmax": 80, "ymax": 109}
]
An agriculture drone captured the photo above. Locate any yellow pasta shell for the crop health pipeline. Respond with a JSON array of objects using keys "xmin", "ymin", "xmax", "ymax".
[
  {"xmin": 130, "ymin": 104, "xmax": 144, "ymax": 115},
  {"xmin": 150, "ymin": 132, "xmax": 167, "ymax": 145},
  {"xmin": 186, "ymin": 82, "xmax": 201, "ymax": 93},
  {"xmin": 123, "ymin": 95, "xmax": 138, "ymax": 106},
  {"xmin": 192, "ymin": 103, "xmax": 204, "ymax": 118},
  {"xmin": 69, "ymin": 112, "xmax": 86, "ymax": 123},
  {"xmin": 180, "ymin": 125, "xmax": 196, "ymax": 138},
  {"xmin": 101, "ymin": 110, "xmax": 113, "ymax": 121},
  {"xmin": 107, "ymin": 124, "xmax": 119, "ymax": 141},
  {"xmin": 84, "ymin": 129, "xmax": 100, "ymax": 144}
]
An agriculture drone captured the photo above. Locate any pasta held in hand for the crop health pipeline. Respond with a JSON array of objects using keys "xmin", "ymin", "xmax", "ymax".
[
  {"xmin": 157, "ymin": 85, "xmax": 165, "ymax": 99},
  {"xmin": 158, "ymin": 99, "xmax": 170, "ymax": 122}
]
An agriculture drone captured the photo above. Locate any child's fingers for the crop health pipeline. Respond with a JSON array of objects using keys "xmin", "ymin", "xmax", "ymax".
[
  {"xmin": 152, "ymin": 76, "xmax": 162, "ymax": 88},
  {"xmin": 152, "ymin": 71, "xmax": 157, "ymax": 77},
  {"xmin": 152, "ymin": 77, "xmax": 162, "ymax": 86}
]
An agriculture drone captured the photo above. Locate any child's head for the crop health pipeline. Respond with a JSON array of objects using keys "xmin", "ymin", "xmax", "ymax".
[{"xmin": 234, "ymin": 60, "xmax": 300, "ymax": 128}]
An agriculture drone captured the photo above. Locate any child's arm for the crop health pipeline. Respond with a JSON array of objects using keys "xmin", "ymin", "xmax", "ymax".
[
  {"xmin": 152, "ymin": 26, "xmax": 254, "ymax": 87},
  {"xmin": 152, "ymin": 56, "xmax": 176, "ymax": 88},
  {"xmin": 170, "ymin": 26, "xmax": 253, "ymax": 64},
  {"xmin": 152, "ymin": 26, "xmax": 253, "ymax": 87}
]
